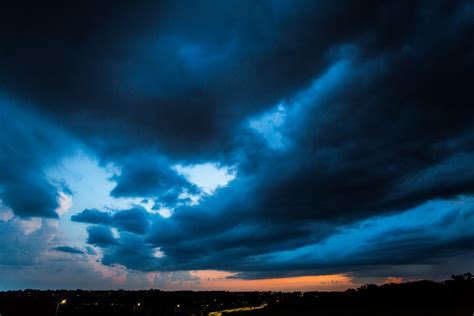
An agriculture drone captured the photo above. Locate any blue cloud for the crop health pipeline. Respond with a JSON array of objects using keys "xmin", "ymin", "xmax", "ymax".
[
  {"xmin": 0, "ymin": 98, "xmax": 73, "ymax": 218},
  {"xmin": 74, "ymin": 207, "xmax": 152, "ymax": 235},
  {"xmin": 86, "ymin": 226, "xmax": 119, "ymax": 248},
  {"xmin": 71, "ymin": 208, "xmax": 113, "ymax": 225},
  {"xmin": 102, "ymin": 232, "xmax": 160, "ymax": 271},
  {"xmin": 110, "ymin": 154, "xmax": 199, "ymax": 208},
  {"xmin": 112, "ymin": 207, "xmax": 151, "ymax": 235},
  {"xmin": 52, "ymin": 246, "xmax": 84, "ymax": 255}
]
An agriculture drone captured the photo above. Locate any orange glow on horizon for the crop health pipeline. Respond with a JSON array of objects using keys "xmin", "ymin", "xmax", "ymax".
[
  {"xmin": 187, "ymin": 271, "xmax": 354, "ymax": 292},
  {"xmin": 383, "ymin": 277, "xmax": 403, "ymax": 284}
]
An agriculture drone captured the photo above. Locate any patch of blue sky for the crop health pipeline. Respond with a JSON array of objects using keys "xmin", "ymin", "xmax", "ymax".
[
  {"xmin": 174, "ymin": 162, "xmax": 236, "ymax": 195},
  {"xmin": 47, "ymin": 153, "xmax": 155, "ymax": 246}
]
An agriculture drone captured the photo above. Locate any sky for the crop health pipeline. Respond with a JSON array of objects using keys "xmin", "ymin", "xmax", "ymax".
[{"xmin": 0, "ymin": 0, "xmax": 473, "ymax": 291}]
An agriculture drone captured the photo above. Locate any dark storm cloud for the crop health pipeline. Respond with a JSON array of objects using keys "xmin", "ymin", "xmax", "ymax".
[
  {"xmin": 52, "ymin": 246, "xmax": 84, "ymax": 255},
  {"xmin": 112, "ymin": 207, "xmax": 151, "ymax": 235},
  {"xmin": 109, "ymin": 154, "xmax": 199, "ymax": 208},
  {"xmin": 140, "ymin": 0, "xmax": 474, "ymax": 276},
  {"xmin": 74, "ymin": 207, "xmax": 152, "ymax": 235},
  {"xmin": 93, "ymin": 196, "xmax": 474, "ymax": 277},
  {"xmin": 71, "ymin": 208, "xmax": 113, "ymax": 225},
  {"xmin": 0, "ymin": 0, "xmax": 439, "ymax": 159},
  {"xmin": 140, "ymin": 0, "xmax": 473, "ymax": 272},
  {"xmin": 1, "ymin": 0, "xmax": 474, "ymax": 281},
  {"xmin": 86, "ymin": 226, "xmax": 119, "ymax": 248},
  {"xmin": 0, "ymin": 99, "xmax": 72, "ymax": 218},
  {"xmin": 101, "ymin": 233, "xmax": 160, "ymax": 271},
  {"xmin": 227, "ymin": 199, "xmax": 474, "ymax": 279}
]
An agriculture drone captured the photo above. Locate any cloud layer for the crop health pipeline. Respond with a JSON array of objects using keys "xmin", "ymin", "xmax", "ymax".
[{"xmin": 1, "ymin": 0, "xmax": 473, "ymax": 287}]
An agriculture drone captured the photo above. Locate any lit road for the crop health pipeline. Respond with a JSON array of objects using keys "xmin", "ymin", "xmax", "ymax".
[{"xmin": 208, "ymin": 303, "xmax": 268, "ymax": 316}]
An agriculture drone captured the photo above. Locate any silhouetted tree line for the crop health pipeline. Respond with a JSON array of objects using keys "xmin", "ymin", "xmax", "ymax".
[{"xmin": 0, "ymin": 273, "xmax": 472, "ymax": 316}]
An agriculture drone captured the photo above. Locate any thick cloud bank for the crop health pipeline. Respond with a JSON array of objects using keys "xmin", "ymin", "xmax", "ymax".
[{"xmin": 1, "ymin": 0, "xmax": 473, "ymax": 284}]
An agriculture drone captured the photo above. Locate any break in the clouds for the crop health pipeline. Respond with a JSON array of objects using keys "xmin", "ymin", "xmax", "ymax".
[{"xmin": 0, "ymin": 0, "xmax": 473, "ymax": 290}]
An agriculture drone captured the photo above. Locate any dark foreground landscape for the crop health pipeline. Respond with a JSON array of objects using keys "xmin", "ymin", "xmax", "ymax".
[{"xmin": 1, "ymin": 273, "xmax": 473, "ymax": 316}]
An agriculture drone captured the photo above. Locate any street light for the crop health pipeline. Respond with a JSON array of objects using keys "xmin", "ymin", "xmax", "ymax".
[
  {"xmin": 133, "ymin": 302, "xmax": 141, "ymax": 316},
  {"xmin": 55, "ymin": 299, "xmax": 67, "ymax": 316}
]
